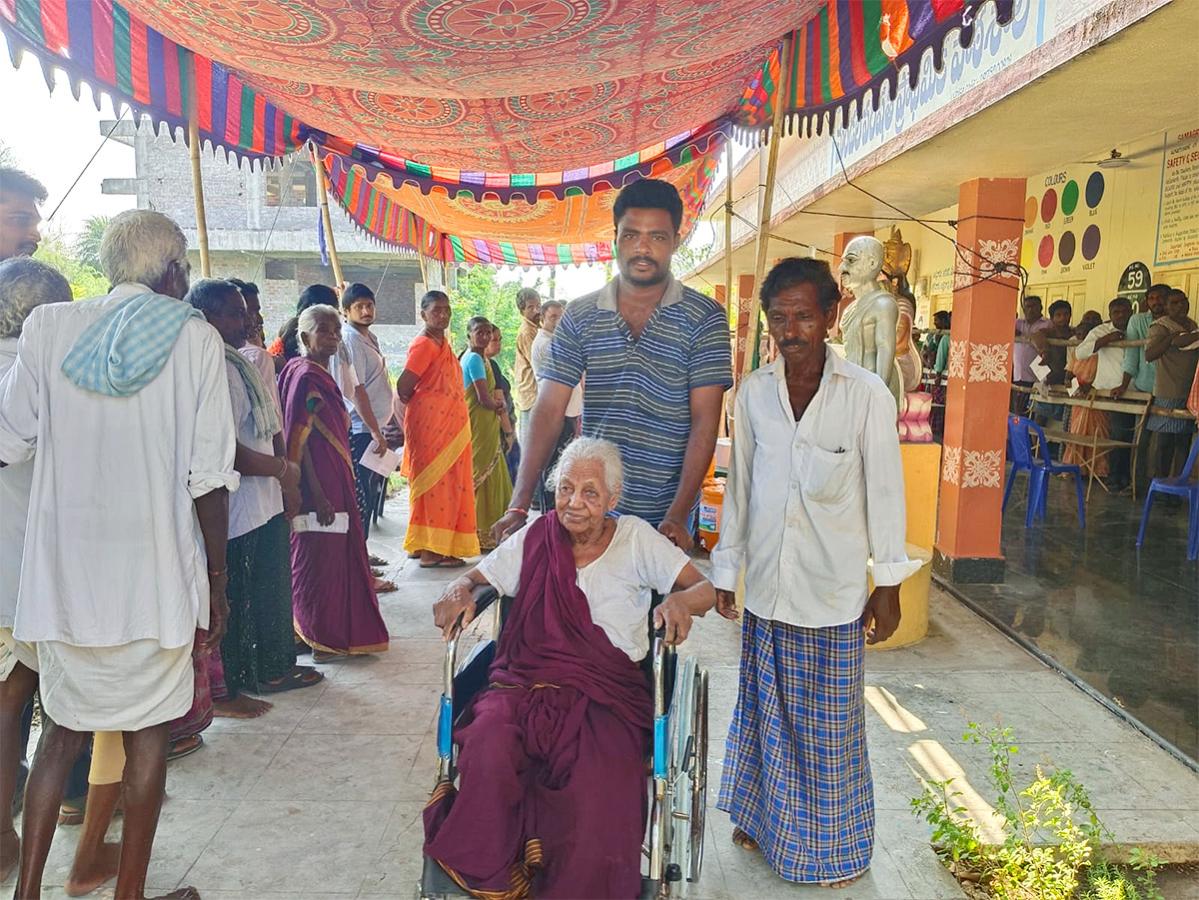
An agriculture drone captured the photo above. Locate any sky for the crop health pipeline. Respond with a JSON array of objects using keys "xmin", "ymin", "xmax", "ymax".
[
  {"xmin": 0, "ymin": 53, "xmax": 623, "ymax": 297},
  {"xmin": 0, "ymin": 56, "xmax": 137, "ymax": 241}
]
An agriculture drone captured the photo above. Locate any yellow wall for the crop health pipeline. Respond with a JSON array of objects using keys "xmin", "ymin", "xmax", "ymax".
[
  {"xmin": 866, "ymin": 122, "xmax": 1199, "ymax": 326},
  {"xmin": 1020, "ymin": 123, "xmax": 1199, "ymax": 317}
]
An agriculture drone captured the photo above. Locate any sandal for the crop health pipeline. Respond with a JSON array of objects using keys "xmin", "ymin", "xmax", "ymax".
[
  {"xmin": 368, "ymin": 554, "xmax": 389, "ymax": 567},
  {"xmin": 373, "ymin": 577, "xmax": 399, "ymax": 593},
  {"xmin": 58, "ymin": 795, "xmax": 87, "ymax": 826},
  {"xmin": 167, "ymin": 734, "xmax": 204, "ymax": 762},
  {"xmin": 312, "ymin": 649, "xmax": 346, "ymax": 664},
  {"xmin": 418, "ymin": 557, "xmax": 466, "ymax": 569},
  {"xmin": 258, "ymin": 666, "xmax": 325, "ymax": 694}
]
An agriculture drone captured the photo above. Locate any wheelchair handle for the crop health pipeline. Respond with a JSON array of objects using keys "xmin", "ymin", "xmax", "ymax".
[{"xmin": 446, "ymin": 583, "xmax": 500, "ymax": 641}]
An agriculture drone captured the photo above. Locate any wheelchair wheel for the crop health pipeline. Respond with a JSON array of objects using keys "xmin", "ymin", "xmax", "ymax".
[
  {"xmin": 666, "ymin": 658, "xmax": 708, "ymax": 886},
  {"xmin": 688, "ymin": 669, "xmax": 708, "ymax": 883}
]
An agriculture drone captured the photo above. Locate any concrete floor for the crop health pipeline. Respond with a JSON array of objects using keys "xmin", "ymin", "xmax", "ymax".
[{"xmin": 7, "ymin": 496, "xmax": 1198, "ymax": 899}]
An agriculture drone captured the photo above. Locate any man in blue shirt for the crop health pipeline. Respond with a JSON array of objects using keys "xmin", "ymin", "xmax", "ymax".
[{"xmin": 492, "ymin": 179, "xmax": 732, "ymax": 550}]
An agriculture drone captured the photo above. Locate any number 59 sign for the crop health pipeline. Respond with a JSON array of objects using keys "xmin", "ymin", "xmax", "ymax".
[{"xmin": 1117, "ymin": 262, "xmax": 1151, "ymax": 306}]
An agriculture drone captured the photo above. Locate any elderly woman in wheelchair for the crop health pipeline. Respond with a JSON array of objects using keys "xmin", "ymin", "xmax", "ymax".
[{"xmin": 424, "ymin": 437, "xmax": 716, "ymax": 899}]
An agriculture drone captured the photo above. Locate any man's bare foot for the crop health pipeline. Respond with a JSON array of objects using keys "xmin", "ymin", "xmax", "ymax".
[
  {"xmin": 0, "ymin": 827, "xmax": 18, "ymax": 882},
  {"xmin": 731, "ymin": 827, "xmax": 758, "ymax": 851},
  {"xmin": 151, "ymin": 887, "xmax": 201, "ymax": 899},
  {"xmin": 820, "ymin": 873, "xmax": 865, "ymax": 889},
  {"xmin": 213, "ymin": 694, "xmax": 273, "ymax": 719},
  {"xmin": 64, "ymin": 840, "xmax": 121, "ymax": 896}
]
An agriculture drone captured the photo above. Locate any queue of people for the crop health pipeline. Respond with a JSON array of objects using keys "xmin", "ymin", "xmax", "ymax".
[
  {"xmin": 1, "ymin": 170, "xmax": 922, "ymax": 897},
  {"xmin": 925, "ymin": 281, "xmax": 1197, "ymax": 520}
]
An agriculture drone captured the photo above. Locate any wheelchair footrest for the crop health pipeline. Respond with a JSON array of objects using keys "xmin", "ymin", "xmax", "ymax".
[{"xmin": 419, "ymin": 855, "xmax": 472, "ymax": 899}]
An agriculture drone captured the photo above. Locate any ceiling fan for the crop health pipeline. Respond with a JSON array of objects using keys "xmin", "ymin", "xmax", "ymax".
[{"xmin": 1082, "ymin": 148, "xmax": 1133, "ymax": 169}]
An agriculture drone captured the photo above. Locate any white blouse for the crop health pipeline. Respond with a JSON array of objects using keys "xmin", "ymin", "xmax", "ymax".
[{"xmin": 476, "ymin": 515, "xmax": 689, "ymax": 660}]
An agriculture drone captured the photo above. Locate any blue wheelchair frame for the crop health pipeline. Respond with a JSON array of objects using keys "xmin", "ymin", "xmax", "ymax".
[{"xmin": 420, "ymin": 584, "xmax": 709, "ymax": 900}]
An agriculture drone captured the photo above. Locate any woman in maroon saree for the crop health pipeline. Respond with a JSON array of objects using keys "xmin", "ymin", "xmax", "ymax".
[
  {"xmin": 280, "ymin": 305, "xmax": 389, "ymax": 660},
  {"xmin": 427, "ymin": 438, "xmax": 715, "ymax": 899}
]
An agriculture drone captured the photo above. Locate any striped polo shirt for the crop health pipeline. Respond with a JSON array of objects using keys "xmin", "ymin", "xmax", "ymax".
[{"xmin": 542, "ymin": 275, "xmax": 732, "ymax": 525}]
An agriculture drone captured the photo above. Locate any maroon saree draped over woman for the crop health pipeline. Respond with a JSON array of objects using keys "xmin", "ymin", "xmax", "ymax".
[
  {"xmin": 423, "ymin": 513, "xmax": 652, "ymax": 899},
  {"xmin": 279, "ymin": 356, "xmax": 389, "ymax": 656}
]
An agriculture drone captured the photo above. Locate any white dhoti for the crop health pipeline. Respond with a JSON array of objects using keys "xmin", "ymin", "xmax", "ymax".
[
  {"xmin": 36, "ymin": 638, "xmax": 194, "ymax": 732},
  {"xmin": 0, "ymin": 626, "xmax": 38, "ymax": 680}
]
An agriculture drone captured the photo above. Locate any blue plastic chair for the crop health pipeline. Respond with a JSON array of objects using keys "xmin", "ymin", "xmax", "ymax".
[
  {"xmin": 1136, "ymin": 436, "xmax": 1199, "ymax": 560},
  {"xmin": 1002, "ymin": 416, "xmax": 1085, "ymax": 528}
]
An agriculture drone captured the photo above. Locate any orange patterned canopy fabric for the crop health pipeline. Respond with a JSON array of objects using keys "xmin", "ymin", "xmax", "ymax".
[{"xmin": 118, "ymin": 0, "xmax": 818, "ymax": 170}]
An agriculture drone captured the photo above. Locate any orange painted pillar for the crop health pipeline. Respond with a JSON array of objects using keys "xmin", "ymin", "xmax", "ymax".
[
  {"xmin": 734, "ymin": 273, "xmax": 756, "ymax": 376},
  {"xmin": 933, "ymin": 178, "xmax": 1026, "ymax": 583},
  {"xmin": 714, "ymin": 284, "xmax": 727, "ymax": 306}
]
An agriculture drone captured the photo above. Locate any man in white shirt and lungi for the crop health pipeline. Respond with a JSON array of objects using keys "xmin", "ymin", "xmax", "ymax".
[
  {"xmin": 712, "ymin": 257, "xmax": 918, "ymax": 887},
  {"xmin": 0, "ymin": 209, "xmax": 238, "ymax": 899}
]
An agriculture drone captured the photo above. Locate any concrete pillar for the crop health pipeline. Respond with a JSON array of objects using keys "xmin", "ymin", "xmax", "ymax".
[
  {"xmin": 733, "ymin": 273, "xmax": 756, "ymax": 376},
  {"xmin": 933, "ymin": 178, "xmax": 1027, "ymax": 583}
]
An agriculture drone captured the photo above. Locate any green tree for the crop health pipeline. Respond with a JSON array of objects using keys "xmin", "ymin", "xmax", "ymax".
[
  {"xmin": 33, "ymin": 229, "xmax": 108, "ymax": 299},
  {"xmin": 72, "ymin": 215, "xmax": 110, "ymax": 271},
  {"xmin": 447, "ymin": 266, "xmax": 524, "ymax": 373}
]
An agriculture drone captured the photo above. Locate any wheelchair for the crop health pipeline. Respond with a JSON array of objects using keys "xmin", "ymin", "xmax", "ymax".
[{"xmin": 418, "ymin": 584, "xmax": 710, "ymax": 899}]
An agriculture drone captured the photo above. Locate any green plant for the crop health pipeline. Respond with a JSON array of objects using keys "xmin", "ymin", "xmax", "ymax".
[
  {"xmin": 1082, "ymin": 851, "xmax": 1164, "ymax": 900},
  {"xmin": 447, "ymin": 266, "xmax": 536, "ymax": 373},
  {"xmin": 910, "ymin": 723, "xmax": 1162, "ymax": 900}
]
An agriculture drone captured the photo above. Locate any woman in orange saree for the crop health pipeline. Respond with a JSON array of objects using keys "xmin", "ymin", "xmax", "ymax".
[{"xmin": 397, "ymin": 291, "xmax": 480, "ymax": 568}]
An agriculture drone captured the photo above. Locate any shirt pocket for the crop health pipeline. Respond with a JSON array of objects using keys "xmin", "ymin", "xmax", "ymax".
[{"xmin": 801, "ymin": 445, "xmax": 855, "ymax": 505}]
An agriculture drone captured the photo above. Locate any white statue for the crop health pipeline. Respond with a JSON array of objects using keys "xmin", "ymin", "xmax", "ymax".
[{"xmin": 838, "ymin": 235, "xmax": 903, "ymax": 411}]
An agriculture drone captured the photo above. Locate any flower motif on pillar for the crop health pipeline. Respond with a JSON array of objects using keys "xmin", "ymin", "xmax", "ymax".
[
  {"xmin": 968, "ymin": 343, "xmax": 1011, "ymax": 383},
  {"xmin": 947, "ymin": 341, "xmax": 967, "ymax": 380},
  {"xmin": 961, "ymin": 449, "xmax": 1004, "ymax": 489},
  {"xmin": 941, "ymin": 444, "xmax": 961, "ymax": 485}
]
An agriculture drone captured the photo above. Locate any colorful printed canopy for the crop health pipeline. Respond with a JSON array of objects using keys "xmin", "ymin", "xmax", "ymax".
[
  {"xmin": 738, "ymin": 0, "xmax": 1016, "ymax": 136},
  {"xmin": 325, "ymin": 145, "xmax": 718, "ymax": 265},
  {"xmin": 0, "ymin": 0, "xmax": 1015, "ymax": 262},
  {"xmin": 90, "ymin": 0, "xmax": 817, "ymax": 171}
]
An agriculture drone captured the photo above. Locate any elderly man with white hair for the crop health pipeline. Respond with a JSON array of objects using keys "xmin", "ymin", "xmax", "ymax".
[
  {"xmin": 0, "ymin": 257, "xmax": 71, "ymax": 881},
  {"xmin": 0, "ymin": 209, "xmax": 237, "ymax": 900},
  {"xmin": 426, "ymin": 436, "xmax": 716, "ymax": 899}
]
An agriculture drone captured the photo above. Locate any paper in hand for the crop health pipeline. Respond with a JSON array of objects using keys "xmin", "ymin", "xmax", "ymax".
[
  {"xmin": 292, "ymin": 512, "xmax": 350, "ymax": 534},
  {"xmin": 359, "ymin": 440, "xmax": 401, "ymax": 477}
]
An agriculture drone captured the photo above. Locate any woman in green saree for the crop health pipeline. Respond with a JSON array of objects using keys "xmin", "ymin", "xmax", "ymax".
[{"xmin": 461, "ymin": 317, "xmax": 513, "ymax": 550}]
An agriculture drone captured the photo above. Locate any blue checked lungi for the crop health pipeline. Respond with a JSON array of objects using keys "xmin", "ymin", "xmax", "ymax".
[{"xmin": 717, "ymin": 611, "xmax": 873, "ymax": 883}]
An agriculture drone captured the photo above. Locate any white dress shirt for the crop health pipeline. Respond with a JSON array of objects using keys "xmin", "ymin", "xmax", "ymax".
[
  {"xmin": 0, "ymin": 339, "xmax": 31, "ymax": 629},
  {"xmin": 226, "ymin": 358, "xmax": 284, "ymax": 540},
  {"xmin": 477, "ymin": 515, "xmax": 688, "ymax": 660},
  {"xmin": 0, "ymin": 283, "xmax": 239, "ymax": 648},
  {"xmin": 531, "ymin": 329, "xmax": 583, "ymax": 417},
  {"xmin": 1073, "ymin": 322, "xmax": 1126, "ymax": 391},
  {"xmin": 711, "ymin": 350, "xmax": 919, "ymax": 627}
]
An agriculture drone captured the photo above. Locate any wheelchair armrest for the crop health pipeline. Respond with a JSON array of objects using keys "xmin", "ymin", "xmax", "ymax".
[{"xmin": 472, "ymin": 583, "xmax": 500, "ymax": 617}]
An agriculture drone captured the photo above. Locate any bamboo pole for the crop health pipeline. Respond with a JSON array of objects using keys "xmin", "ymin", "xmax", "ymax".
[
  {"xmin": 186, "ymin": 53, "xmax": 211, "ymax": 278},
  {"xmin": 719, "ymin": 138, "xmax": 736, "ymax": 440},
  {"xmin": 724, "ymin": 139, "xmax": 734, "ymax": 315},
  {"xmin": 739, "ymin": 35, "xmax": 792, "ymax": 381},
  {"xmin": 310, "ymin": 142, "xmax": 345, "ymax": 287}
]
